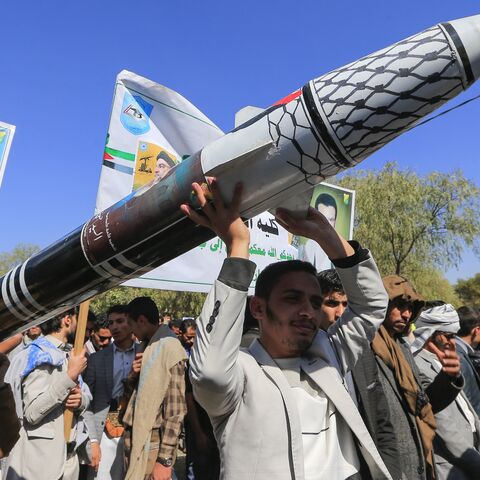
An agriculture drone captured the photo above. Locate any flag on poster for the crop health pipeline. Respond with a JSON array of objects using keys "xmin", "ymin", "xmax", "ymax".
[
  {"xmin": 0, "ymin": 121, "xmax": 16, "ymax": 190},
  {"xmin": 95, "ymin": 71, "xmax": 353, "ymax": 293}
]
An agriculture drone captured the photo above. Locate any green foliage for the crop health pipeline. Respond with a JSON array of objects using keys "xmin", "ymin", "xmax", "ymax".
[
  {"xmin": 408, "ymin": 267, "xmax": 460, "ymax": 306},
  {"xmin": 91, "ymin": 286, "xmax": 206, "ymax": 320},
  {"xmin": 455, "ymin": 273, "xmax": 480, "ymax": 306},
  {"xmin": 337, "ymin": 162, "xmax": 480, "ymax": 277},
  {"xmin": 0, "ymin": 243, "xmax": 40, "ymax": 275}
]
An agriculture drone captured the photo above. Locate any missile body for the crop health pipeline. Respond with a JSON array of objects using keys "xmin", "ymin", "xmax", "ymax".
[{"xmin": 1, "ymin": 16, "xmax": 479, "ymax": 337}]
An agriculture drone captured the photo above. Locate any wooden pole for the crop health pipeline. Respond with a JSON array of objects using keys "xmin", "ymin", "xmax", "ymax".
[{"xmin": 63, "ymin": 300, "xmax": 90, "ymax": 442}]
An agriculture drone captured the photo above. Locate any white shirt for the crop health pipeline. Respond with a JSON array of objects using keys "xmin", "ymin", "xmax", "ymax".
[{"xmin": 276, "ymin": 357, "xmax": 360, "ymax": 480}]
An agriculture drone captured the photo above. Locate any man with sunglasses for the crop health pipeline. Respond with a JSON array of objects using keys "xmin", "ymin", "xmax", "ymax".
[
  {"xmin": 372, "ymin": 277, "xmax": 464, "ymax": 480},
  {"xmin": 412, "ymin": 304, "xmax": 480, "ymax": 479},
  {"xmin": 84, "ymin": 314, "xmax": 112, "ymax": 357}
]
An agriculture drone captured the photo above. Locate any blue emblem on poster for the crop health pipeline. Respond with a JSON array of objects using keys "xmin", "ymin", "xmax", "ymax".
[{"xmin": 120, "ymin": 92, "xmax": 153, "ymax": 135}]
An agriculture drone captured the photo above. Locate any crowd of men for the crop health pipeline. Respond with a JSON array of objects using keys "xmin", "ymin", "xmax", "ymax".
[{"xmin": 0, "ymin": 179, "xmax": 480, "ymax": 480}]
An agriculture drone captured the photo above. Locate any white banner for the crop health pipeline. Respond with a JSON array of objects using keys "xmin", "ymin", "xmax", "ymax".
[{"xmin": 0, "ymin": 121, "xmax": 16, "ymax": 189}]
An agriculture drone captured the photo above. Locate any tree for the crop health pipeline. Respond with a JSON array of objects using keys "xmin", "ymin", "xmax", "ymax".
[
  {"xmin": 0, "ymin": 243, "xmax": 40, "ymax": 276},
  {"xmin": 91, "ymin": 286, "xmax": 206, "ymax": 320},
  {"xmin": 337, "ymin": 162, "xmax": 480, "ymax": 277},
  {"xmin": 455, "ymin": 273, "xmax": 480, "ymax": 306}
]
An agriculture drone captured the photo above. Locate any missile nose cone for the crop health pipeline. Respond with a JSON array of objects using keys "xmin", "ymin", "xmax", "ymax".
[{"xmin": 442, "ymin": 15, "xmax": 480, "ymax": 85}]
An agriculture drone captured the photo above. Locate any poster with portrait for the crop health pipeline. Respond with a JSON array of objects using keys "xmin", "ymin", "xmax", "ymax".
[
  {"xmin": 0, "ymin": 121, "xmax": 16, "ymax": 190},
  {"xmin": 293, "ymin": 182, "xmax": 355, "ymax": 272}
]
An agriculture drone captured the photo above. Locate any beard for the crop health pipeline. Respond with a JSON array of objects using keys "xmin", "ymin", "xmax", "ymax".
[
  {"xmin": 66, "ymin": 330, "xmax": 76, "ymax": 345},
  {"xmin": 265, "ymin": 304, "xmax": 315, "ymax": 355}
]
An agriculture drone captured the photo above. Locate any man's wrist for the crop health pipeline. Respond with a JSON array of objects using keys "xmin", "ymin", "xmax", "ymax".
[{"xmin": 156, "ymin": 457, "xmax": 173, "ymax": 467}]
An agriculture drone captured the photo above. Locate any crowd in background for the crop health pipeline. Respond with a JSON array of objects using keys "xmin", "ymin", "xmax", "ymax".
[{"xmin": 1, "ymin": 183, "xmax": 480, "ymax": 480}]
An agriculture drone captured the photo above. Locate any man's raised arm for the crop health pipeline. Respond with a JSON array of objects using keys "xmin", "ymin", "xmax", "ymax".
[{"xmin": 182, "ymin": 180, "xmax": 255, "ymax": 418}]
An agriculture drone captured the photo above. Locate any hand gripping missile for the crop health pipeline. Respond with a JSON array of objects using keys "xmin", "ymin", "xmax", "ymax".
[{"xmin": 1, "ymin": 15, "xmax": 479, "ymax": 337}]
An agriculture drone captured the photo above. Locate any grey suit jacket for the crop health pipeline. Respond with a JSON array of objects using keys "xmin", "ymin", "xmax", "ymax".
[
  {"xmin": 190, "ymin": 253, "xmax": 391, "ymax": 479},
  {"xmin": 415, "ymin": 349, "xmax": 480, "ymax": 480},
  {"xmin": 5, "ymin": 344, "xmax": 90, "ymax": 480},
  {"xmin": 83, "ymin": 342, "xmax": 139, "ymax": 442}
]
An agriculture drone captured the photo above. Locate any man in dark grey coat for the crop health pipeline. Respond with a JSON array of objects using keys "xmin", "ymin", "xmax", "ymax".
[
  {"xmin": 456, "ymin": 306, "xmax": 480, "ymax": 417},
  {"xmin": 373, "ymin": 276, "xmax": 463, "ymax": 480},
  {"xmin": 316, "ymin": 269, "xmax": 400, "ymax": 480}
]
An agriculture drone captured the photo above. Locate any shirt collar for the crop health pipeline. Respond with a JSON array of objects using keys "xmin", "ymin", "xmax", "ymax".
[
  {"xmin": 45, "ymin": 334, "xmax": 71, "ymax": 351},
  {"xmin": 456, "ymin": 336, "xmax": 474, "ymax": 353},
  {"xmin": 112, "ymin": 341, "xmax": 135, "ymax": 354}
]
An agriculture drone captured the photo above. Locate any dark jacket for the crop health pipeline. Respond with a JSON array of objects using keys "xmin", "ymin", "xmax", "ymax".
[
  {"xmin": 352, "ymin": 347, "xmax": 401, "ymax": 480},
  {"xmin": 456, "ymin": 338, "xmax": 480, "ymax": 417}
]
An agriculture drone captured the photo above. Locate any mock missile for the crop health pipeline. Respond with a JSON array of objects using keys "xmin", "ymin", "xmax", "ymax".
[{"xmin": 1, "ymin": 15, "xmax": 480, "ymax": 338}]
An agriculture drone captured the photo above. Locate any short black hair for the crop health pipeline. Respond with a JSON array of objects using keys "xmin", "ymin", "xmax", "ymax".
[
  {"xmin": 255, "ymin": 260, "xmax": 317, "ymax": 300},
  {"xmin": 106, "ymin": 304, "xmax": 130, "ymax": 317},
  {"xmin": 41, "ymin": 307, "xmax": 78, "ymax": 335},
  {"xmin": 316, "ymin": 269, "xmax": 344, "ymax": 297},
  {"xmin": 93, "ymin": 316, "xmax": 110, "ymax": 331},
  {"xmin": 169, "ymin": 319, "xmax": 182, "ymax": 329},
  {"xmin": 156, "ymin": 151, "xmax": 175, "ymax": 168},
  {"xmin": 457, "ymin": 306, "xmax": 480, "ymax": 336},
  {"xmin": 127, "ymin": 297, "xmax": 159, "ymax": 325},
  {"xmin": 180, "ymin": 319, "xmax": 196, "ymax": 333},
  {"xmin": 315, "ymin": 193, "xmax": 337, "ymax": 217}
]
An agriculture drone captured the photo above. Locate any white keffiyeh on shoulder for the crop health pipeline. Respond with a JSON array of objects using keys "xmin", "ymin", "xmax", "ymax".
[{"xmin": 411, "ymin": 304, "xmax": 460, "ymax": 354}]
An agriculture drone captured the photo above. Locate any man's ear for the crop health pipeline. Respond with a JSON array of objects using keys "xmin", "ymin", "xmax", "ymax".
[
  {"xmin": 62, "ymin": 314, "xmax": 72, "ymax": 328},
  {"xmin": 250, "ymin": 296, "xmax": 266, "ymax": 321}
]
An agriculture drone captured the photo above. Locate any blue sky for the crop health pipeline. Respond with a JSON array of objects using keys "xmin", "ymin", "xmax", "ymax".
[{"xmin": 1, "ymin": 1, "xmax": 479, "ymax": 283}]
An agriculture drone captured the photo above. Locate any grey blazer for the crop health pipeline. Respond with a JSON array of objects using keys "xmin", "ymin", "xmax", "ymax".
[
  {"xmin": 415, "ymin": 349, "xmax": 480, "ymax": 480},
  {"xmin": 83, "ymin": 343, "xmax": 140, "ymax": 442},
  {"xmin": 190, "ymin": 254, "xmax": 391, "ymax": 479},
  {"xmin": 5, "ymin": 355, "xmax": 90, "ymax": 480}
]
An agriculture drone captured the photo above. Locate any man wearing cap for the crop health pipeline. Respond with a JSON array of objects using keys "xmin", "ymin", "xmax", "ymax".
[
  {"xmin": 372, "ymin": 275, "xmax": 464, "ymax": 480},
  {"xmin": 412, "ymin": 304, "xmax": 480, "ymax": 479}
]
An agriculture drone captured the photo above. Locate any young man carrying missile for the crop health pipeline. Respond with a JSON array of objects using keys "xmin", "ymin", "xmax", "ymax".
[
  {"xmin": 4, "ymin": 309, "xmax": 90, "ymax": 480},
  {"xmin": 183, "ymin": 179, "xmax": 392, "ymax": 479}
]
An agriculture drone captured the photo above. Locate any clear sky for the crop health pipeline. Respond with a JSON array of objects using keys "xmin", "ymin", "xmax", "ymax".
[{"xmin": 1, "ymin": 0, "xmax": 479, "ymax": 283}]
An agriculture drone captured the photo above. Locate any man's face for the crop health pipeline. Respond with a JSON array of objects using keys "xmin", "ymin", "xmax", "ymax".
[
  {"xmin": 383, "ymin": 297, "xmax": 413, "ymax": 336},
  {"xmin": 92, "ymin": 327, "xmax": 112, "ymax": 350},
  {"xmin": 84, "ymin": 320, "xmax": 95, "ymax": 343},
  {"xmin": 26, "ymin": 326, "xmax": 42, "ymax": 340},
  {"xmin": 154, "ymin": 159, "xmax": 171, "ymax": 180},
  {"xmin": 108, "ymin": 313, "xmax": 133, "ymax": 344},
  {"xmin": 430, "ymin": 331, "xmax": 456, "ymax": 353},
  {"xmin": 181, "ymin": 327, "xmax": 196, "ymax": 349},
  {"xmin": 318, "ymin": 290, "xmax": 348, "ymax": 331},
  {"xmin": 472, "ymin": 326, "xmax": 480, "ymax": 349},
  {"xmin": 252, "ymin": 271, "xmax": 322, "ymax": 358},
  {"xmin": 66, "ymin": 314, "xmax": 78, "ymax": 344},
  {"xmin": 128, "ymin": 315, "xmax": 149, "ymax": 341},
  {"xmin": 317, "ymin": 203, "xmax": 336, "ymax": 228}
]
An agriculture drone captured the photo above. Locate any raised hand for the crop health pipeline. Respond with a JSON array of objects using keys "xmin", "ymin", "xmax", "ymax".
[
  {"xmin": 67, "ymin": 348, "xmax": 87, "ymax": 382},
  {"xmin": 429, "ymin": 339, "xmax": 461, "ymax": 378},
  {"xmin": 181, "ymin": 179, "xmax": 250, "ymax": 259},
  {"xmin": 275, "ymin": 207, "xmax": 354, "ymax": 260}
]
